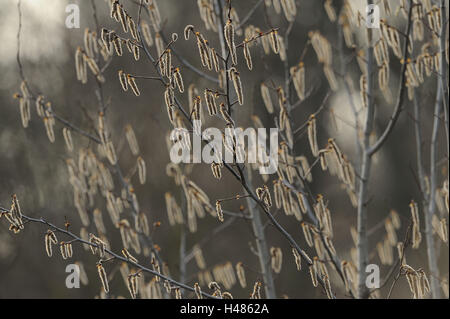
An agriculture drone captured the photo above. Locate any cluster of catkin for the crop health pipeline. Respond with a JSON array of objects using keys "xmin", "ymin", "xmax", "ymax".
[
  {"xmin": 0, "ymin": 195, "xmax": 24, "ymax": 234},
  {"xmin": 13, "ymin": 82, "xmax": 57, "ymax": 143}
]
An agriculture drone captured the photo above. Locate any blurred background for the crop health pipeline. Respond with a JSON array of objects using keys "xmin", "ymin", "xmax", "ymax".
[{"xmin": 0, "ymin": 0, "xmax": 448, "ymax": 298}]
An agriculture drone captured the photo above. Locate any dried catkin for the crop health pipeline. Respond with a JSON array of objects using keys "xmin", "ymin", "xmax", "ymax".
[
  {"xmin": 235, "ymin": 262, "xmax": 246, "ymax": 288},
  {"xmin": 224, "ymin": 19, "xmax": 237, "ymax": 65},
  {"xmin": 302, "ymin": 222, "xmax": 314, "ymax": 247},
  {"xmin": 194, "ymin": 283, "xmax": 203, "ymax": 299},
  {"xmin": 44, "ymin": 230, "xmax": 57, "ymax": 257},
  {"xmin": 173, "ymin": 68, "xmax": 184, "ymax": 93},
  {"xmin": 410, "ymin": 200, "xmax": 422, "ymax": 249},
  {"xmin": 211, "ymin": 162, "xmax": 222, "ymax": 179},
  {"xmin": 215, "ymin": 201, "xmax": 224, "ymax": 222},
  {"xmin": 323, "ymin": 275, "xmax": 333, "ymax": 299},
  {"xmin": 243, "ymin": 40, "xmax": 253, "ymax": 70},
  {"xmin": 204, "ymin": 89, "xmax": 218, "ymax": 115},
  {"xmin": 260, "ymin": 83, "xmax": 274, "ymax": 114},
  {"xmin": 60, "ymin": 242, "xmax": 68, "ymax": 259},
  {"xmin": 270, "ymin": 30, "xmax": 279, "ymax": 54},
  {"xmin": 229, "ymin": 67, "xmax": 244, "ymax": 105},
  {"xmin": 211, "ymin": 48, "xmax": 220, "ymax": 72},
  {"xmin": 193, "ymin": 245, "xmax": 206, "ymax": 270},
  {"xmin": 117, "ymin": 70, "xmax": 128, "ymax": 92},
  {"xmin": 220, "ymin": 103, "xmax": 234, "ymax": 126},
  {"xmin": 184, "ymin": 24, "xmax": 194, "ymax": 40},
  {"xmin": 292, "ymin": 248, "xmax": 301, "ymax": 270},
  {"xmin": 127, "ymin": 275, "xmax": 138, "ymax": 299},
  {"xmin": 291, "ymin": 62, "xmax": 305, "ymax": 101},
  {"xmin": 142, "ymin": 21, "xmax": 153, "ymax": 47},
  {"xmin": 309, "ymin": 264, "xmax": 318, "ymax": 287},
  {"xmin": 250, "ymin": 282, "xmax": 262, "ymax": 299},
  {"xmin": 132, "ymin": 44, "xmax": 140, "ymax": 61},
  {"xmin": 44, "ymin": 116, "xmax": 56, "ymax": 143},
  {"xmin": 62, "ymin": 127, "xmax": 74, "ymax": 152},
  {"xmin": 125, "ymin": 124, "xmax": 140, "ymax": 155},
  {"xmin": 127, "ymin": 75, "xmax": 140, "ymax": 96},
  {"xmin": 307, "ymin": 115, "xmax": 319, "ymax": 157},
  {"xmin": 137, "ymin": 156, "xmax": 146, "ymax": 185},
  {"xmin": 270, "ymin": 247, "xmax": 283, "ymax": 274},
  {"xmin": 324, "ymin": 0, "xmax": 336, "ymax": 22},
  {"xmin": 97, "ymin": 263, "xmax": 109, "ymax": 293}
]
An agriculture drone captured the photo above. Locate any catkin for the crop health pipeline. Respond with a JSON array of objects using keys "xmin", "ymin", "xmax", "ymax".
[
  {"xmin": 127, "ymin": 75, "xmax": 140, "ymax": 96},
  {"xmin": 97, "ymin": 263, "xmax": 109, "ymax": 293},
  {"xmin": 63, "ymin": 127, "xmax": 74, "ymax": 152},
  {"xmin": 309, "ymin": 264, "xmax": 318, "ymax": 287},
  {"xmin": 270, "ymin": 247, "xmax": 283, "ymax": 274},
  {"xmin": 260, "ymin": 83, "xmax": 274, "ymax": 114},
  {"xmin": 250, "ymin": 282, "xmax": 262, "ymax": 299},
  {"xmin": 270, "ymin": 30, "xmax": 279, "ymax": 54},
  {"xmin": 302, "ymin": 222, "xmax": 314, "ymax": 247},
  {"xmin": 125, "ymin": 125, "xmax": 140, "ymax": 155},
  {"xmin": 44, "ymin": 117, "xmax": 56, "ymax": 143},
  {"xmin": 291, "ymin": 62, "xmax": 306, "ymax": 101},
  {"xmin": 44, "ymin": 230, "xmax": 57, "ymax": 257},
  {"xmin": 224, "ymin": 19, "xmax": 237, "ymax": 65},
  {"xmin": 204, "ymin": 90, "xmax": 218, "ymax": 115},
  {"xmin": 292, "ymin": 248, "xmax": 301, "ymax": 270},
  {"xmin": 137, "ymin": 156, "xmax": 146, "ymax": 185},
  {"xmin": 118, "ymin": 70, "xmax": 128, "ymax": 91},
  {"xmin": 215, "ymin": 201, "xmax": 224, "ymax": 222},
  {"xmin": 229, "ymin": 67, "xmax": 244, "ymax": 106},
  {"xmin": 243, "ymin": 40, "xmax": 253, "ymax": 70},
  {"xmin": 127, "ymin": 275, "xmax": 138, "ymax": 299},
  {"xmin": 410, "ymin": 200, "xmax": 422, "ymax": 249},
  {"xmin": 236, "ymin": 262, "xmax": 246, "ymax": 288},
  {"xmin": 173, "ymin": 68, "xmax": 184, "ymax": 93},
  {"xmin": 307, "ymin": 115, "xmax": 319, "ymax": 157},
  {"xmin": 194, "ymin": 283, "xmax": 203, "ymax": 299}
]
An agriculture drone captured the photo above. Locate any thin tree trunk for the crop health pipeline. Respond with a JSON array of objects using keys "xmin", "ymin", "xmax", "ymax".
[
  {"xmin": 245, "ymin": 169, "xmax": 277, "ymax": 299},
  {"xmin": 426, "ymin": 79, "xmax": 443, "ymax": 299},
  {"xmin": 357, "ymin": 0, "xmax": 375, "ymax": 299}
]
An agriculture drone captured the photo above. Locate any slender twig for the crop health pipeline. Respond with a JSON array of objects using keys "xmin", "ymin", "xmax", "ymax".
[
  {"xmin": 367, "ymin": 3, "xmax": 414, "ymax": 156},
  {"xmin": 7, "ymin": 211, "xmax": 216, "ymax": 299}
]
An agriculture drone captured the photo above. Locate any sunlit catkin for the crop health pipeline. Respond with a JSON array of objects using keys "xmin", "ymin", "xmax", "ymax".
[
  {"xmin": 205, "ymin": 89, "xmax": 218, "ymax": 115},
  {"xmin": 307, "ymin": 115, "xmax": 319, "ymax": 157},
  {"xmin": 194, "ymin": 283, "xmax": 203, "ymax": 299},
  {"xmin": 224, "ymin": 19, "xmax": 237, "ymax": 65},
  {"xmin": 127, "ymin": 275, "xmax": 138, "ymax": 299},
  {"xmin": 229, "ymin": 67, "xmax": 244, "ymax": 106},
  {"xmin": 292, "ymin": 248, "xmax": 301, "ymax": 270},
  {"xmin": 270, "ymin": 30, "xmax": 279, "ymax": 54},
  {"xmin": 127, "ymin": 75, "xmax": 140, "ymax": 96},
  {"xmin": 44, "ymin": 230, "xmax": 57, "ymax": 257},
  {"xmin": 243, "ymin": 40, "xmax": 253, "ymax": 70},
  {"xmin": 173, "ymin": 68, "xmax": 184, "ymax": 93},
  {"xmin": 97, "ymin": 263, "xmax": 109, "ymax": 293},
  {"xmin": 215, "ymin": 201, "xmax": 224, "ymax": 222}
]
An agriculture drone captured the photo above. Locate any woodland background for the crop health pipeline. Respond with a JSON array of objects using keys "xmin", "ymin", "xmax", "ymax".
[{"xmin": 0, "ymin": 0, "xmax": 448, "ymax": 298}]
